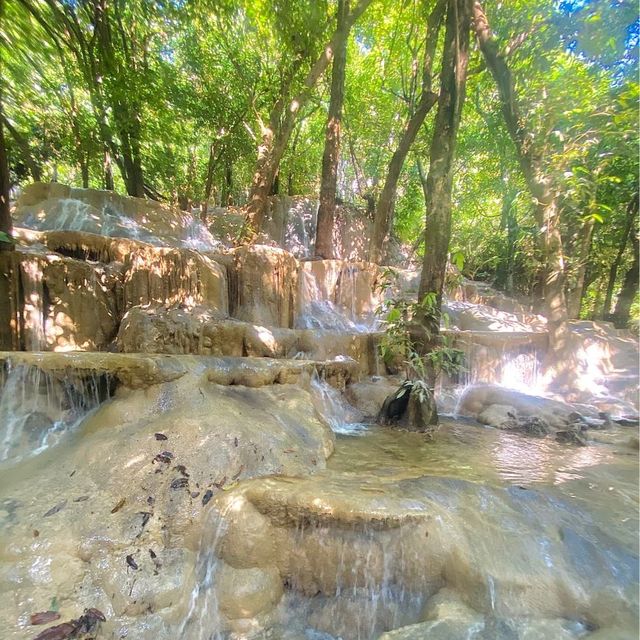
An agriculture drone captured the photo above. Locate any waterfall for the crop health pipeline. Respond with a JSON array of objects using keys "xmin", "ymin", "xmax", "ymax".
[
  {"xmin": 21, "ymin": 194, "xmax": 219, "ymax": 250},
  {"xmin": 176, "ymin": 503, "xmax": 232, "ymax": 640},
  {"xmin": 0, "ymin": 362, "xmax": 112, "ymax": 464},
  {"xmin": 310, "ymin": 371, "xmax": 368, "ymax": 435},
  {"xmin": 274, "ymin": 521, "xmax": 428, "ymax": 639},
  {"xmin": 297, "ymin": 264, "xmax": 379, "ymax": 333},
  {"xmin": 456, "ymin": 337, "xmax": 545, "ymax": 394}
]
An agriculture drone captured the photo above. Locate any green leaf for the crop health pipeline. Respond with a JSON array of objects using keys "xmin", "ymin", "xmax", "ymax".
[{"xmin": 452, "ymin": 250, "xmax": 465, "ymax": 271}]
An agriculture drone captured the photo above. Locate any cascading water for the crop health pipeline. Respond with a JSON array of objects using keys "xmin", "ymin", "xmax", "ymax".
[
  {"xmin": 176, "ymin": 502, "xmax": 233, "ymax": 640},
  {"xmin": 0, "ymin": 362, "xmax": 112, "ymax": 464},
  {"xmin": 271, "ymin": 521, "xmax": 429, "ymax": 639},
  {"xmin": 297, "ymin": 266, "xmax": 379, "ymax": 333},
  {"xmin": 310, "ymin": 370, "xmax": 369, "ymax": 435},
  {"xmin": 20, "ymin": 195, "xmax": 219, "ymax": 250},
  {"xmin": 455, "ymin": 336, "xmax": 545, "ymax": 393}
]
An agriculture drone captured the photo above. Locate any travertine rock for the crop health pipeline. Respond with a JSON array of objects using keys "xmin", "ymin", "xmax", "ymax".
[{"xmin": 230, "ymin": 245, "xmax": 298, "ymax": 328}]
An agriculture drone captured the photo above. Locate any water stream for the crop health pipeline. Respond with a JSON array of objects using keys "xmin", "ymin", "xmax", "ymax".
[
  {"xmin": 176, "ymin": 419, "xmax": 637, "ymax": 639},
  {"xmin": 0, "ymin": 362, "xmax": 112, "ymax": 465},
  {"xmin": 3, "ymin": 189, "xmax": 638, "ymax": 640}
]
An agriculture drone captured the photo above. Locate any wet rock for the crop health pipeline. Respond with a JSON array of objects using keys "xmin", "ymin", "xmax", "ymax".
[
  {"xmin": 378, "ymin": 619, "xmax": 484, "ymax": 639},
  {"xmin": 379, "ymin": 382, "xmax": 413, "ymax": 424},
  {"xmin": 217, "ymin": 496, "xmax": 279, "ymax": 569},
  {"xmin": 124, "ymin": 247, "xmax": 227, "ymax": 313},
  {"xmin": 555, "ymin": 429, "xmax": 587, "ymax": 446},
  {"xmin": 519, "ymin": 415, "xmax": 552, "ymax": 437},
  {"xmin": 0, "ymin": 250, "xmax": 121, "ymax": 351},
  {"xmin": 587, "ymin": 431, "xmax": 640, "ymax": 449},
  {"xmin": 346, "ymin": 377, "xmax": 404, "ymax": 419},
  {"xmin": 379, "ymin": 381, "xmax": 438, "ymax": 433},
  {"xmin": 216, "ymin": 564, "xmax": 283, "ymax": 620},
  {"xmin": 477, "ymin": 404, "xmax": 518, "ymax": 430},
  {"xmin": 459, "ymin": 385, "xmax": 581, "ymax": 432},
  {"xmin": 117, "ymin": 305, "xmax": 242, "ymax": 356},
  {"xmin": 231, "ymin": 245, "xmax": 298, "ymax": 328}
]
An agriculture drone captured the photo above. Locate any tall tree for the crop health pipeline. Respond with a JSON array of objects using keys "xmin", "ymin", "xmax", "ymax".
[
  {"xmin": 471, "ymin": 1, "xmax": 569, "ymax": 345},
  {"xmin": 315, "ymin": 0, "xmax": 350, "ymax": 259},
  {"xmin": 0, "ymin": 93, "xmax": 12, "ymax": 252},
  {"xmin": 418, "ymin": 0, "xmax": 472, "ymax": 337},
  {"xmin": 243, "ymin": 0, "xmax": 373, "ymax": 239},
  {"xmin": 603, "ymin": 193, "xmax": 638, "ymax": 319},
  {"xmin": 18, "ymin": 0, "xmax": 155, "ymax": 197},
  {"xmin": 611, "ymin": 202, "xmax": 639, "ymax": 328},
  {"xmin": 368, "ymin": 0, "xmax": 445, "ymax": 264}
]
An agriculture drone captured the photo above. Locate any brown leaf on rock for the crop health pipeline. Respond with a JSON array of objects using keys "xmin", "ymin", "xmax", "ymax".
[
  {"xmin": 110, "ymin": 498, "xmax": 126, "ymax": 514},
  {"xmin": 32, "ymin": 622, "xmax": 77, "ymax": 640},
  {"xmin": 212, "ymin": 476, "xmax": 227, "ymax": 489},
  {"xmin": 43, "ymin": 501, "xmax": 67, "ymax": 517},
  {"xmin": 30, "ymin": 611, "xmax": 61, "ymax": 625},
  {"xmin": 153, "ymin": 451, "xmax": 174, "ymax": 464},
  {"xmin": 170, "ymin": 477, "xmax": 189, "ymax": 490},
  {"xmin": 84, "ymin": 607, "xmax": 106, "ymax": 622}
]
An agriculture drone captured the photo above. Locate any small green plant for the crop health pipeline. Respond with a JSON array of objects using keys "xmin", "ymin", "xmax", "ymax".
[
  {"xmin": 376, "ymin": 287, "xmax": 466, "ymax": 383},
  {"xmin": 0, "ymin": 231, "xmax": 15, "ymax": 245}
]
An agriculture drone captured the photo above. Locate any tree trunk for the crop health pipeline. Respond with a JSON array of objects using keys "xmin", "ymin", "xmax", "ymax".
[
  {"xmin": 80, "ymin": 154, "xmax": 89, "ymax": 188},
  {"xmin": 566, "ymin": 217, "xmax": 595, "ymax": 319},
  {"xmin": 270, "ymin": 170, "xmax": 280, "ymax": 196},
  {"xmin": 495, "ymin": 182, "xmax": 518, "ymax": 293},
  {"xmin": 612, "ymin": 216, "xmax": 639, "ymax": 329},
  {"xmin": 223, "ymin": 161, "xmax": 233, "ymax": 206},
  {"xmin": 369, "ymin": 0, "xmax": 445, "ymax": 264},
  {"xmin": 418, "ymin": 0, "xmax": 472, "ymax": 341},
  {"xmin": 0, "ymin": 114, "xmax": 42, "ymax": 182},
  {"xmin": 116, "ymin": 104, "xmax": 145, "ymax": 198},
  {"xmin": 315, "ymin": 0, "xmax": 349, "ymax": 259},
  {"xmin": 472, "ymin": 1, "xmax": 568, "ymax": 343},
  {"xmin": 243, "ymin": 0, "xmax": 373, "ymax": 238},
  {"xmin": 104, "ymin": 149, "xmax": 114, "ymax": 190},
  {"xmin": 0, "ymin": 96, "xmax": 12, "ymax": 252},
  {"xmin": 603, "ymin": 194, "xmax": 638, "ymax": 318},
  {"xmin": 201, "ymin": 143, "xmax": 216, "ymax": 222}
]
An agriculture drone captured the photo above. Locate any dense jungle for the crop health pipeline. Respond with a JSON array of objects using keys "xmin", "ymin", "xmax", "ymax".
[{"xmin": 0, "ymin": 1, "xmax": 638, "ymax": 639}]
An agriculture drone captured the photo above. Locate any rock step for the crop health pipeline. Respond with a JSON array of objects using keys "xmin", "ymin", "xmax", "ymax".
[
  {"xmin": 0, "ymin": 352, "xmax": 358, "ymax": 390},
  {"xmin": 117, "ymin": 307, "xmax": 385, "ymax": 375}
]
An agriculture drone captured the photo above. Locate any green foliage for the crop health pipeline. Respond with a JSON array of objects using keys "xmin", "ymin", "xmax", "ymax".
[
  {"xmin": 1, "ymin": 0, "xmax": 636, "ymax": 321},
  {"xmin": 376, "ymin": 272, "xmax": 465, "ymax": 382}
]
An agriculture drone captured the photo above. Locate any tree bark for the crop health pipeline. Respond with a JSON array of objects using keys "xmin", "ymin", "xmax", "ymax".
[
  {"xmin": 603, "ymin": 193, "xmax": 638, "ymax": 319},
  {"xmin": 369, "ymin": 0, "xmax": 445, "ymax": 264},
  {"xmin": 0, "ymin": 95, "xmax": 12, "ymax": 252},
  {"xmin": 315, "ymin": 0, "xmax": 350, "ymax": 259},
  {"xmin": 612, "ymin": 214, "xmax": 639, "ymax": 329},
  {"xmin": 472, "ymin": 1, "xmax": 568, "ymax": 344},
  {"xmin": 200, "ymin": 143, "xmax": 216, "ymax": 222},
  {"xmin": 418, "ymin": 0, "xmax": 472, "ymax": 339},
  {"xmin": 566, "ymin": 217, "xmax": 595, "ymax": 319},
  {"xmin": 0, "ymin": 114, "xmax": 42, "ymax": 182},
  {"xmin": 223, "ymin": 161, "xmax": 233, "ymax": 205},
  {"xmin": 118, "ymin": 111, "xmax": 145, "ymax": 198},
  {"xmin": 104, "ymin": 149, "xmax": 114, "ymax": 191},
  {"xmin": 243, "ymin": 0, "xmax": 373, "ymax": 238}
]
